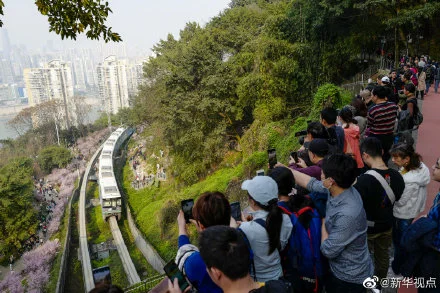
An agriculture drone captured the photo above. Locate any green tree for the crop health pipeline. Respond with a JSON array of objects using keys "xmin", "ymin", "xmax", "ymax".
[
  {"xmin": 0, "ymin": 158, "xmax": 37, "ymax": 256},
  {"xmin": 0, "ymin": 0, "xmax": 121, "ymax": 42},
  {"xmin": 38, "ymin": 146, "xmax": 73, "ymax": 173}
]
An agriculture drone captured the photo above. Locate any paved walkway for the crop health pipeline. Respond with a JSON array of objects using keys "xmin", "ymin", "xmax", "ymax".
[{"xmin": 399, "ymin": 89, "xmax": 440, "ymax": 293}]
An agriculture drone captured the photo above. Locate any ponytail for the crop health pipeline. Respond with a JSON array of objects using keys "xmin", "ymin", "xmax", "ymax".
[{"xmin": 258, "ymin": 198, "xmax": 283, "ymax": 255}]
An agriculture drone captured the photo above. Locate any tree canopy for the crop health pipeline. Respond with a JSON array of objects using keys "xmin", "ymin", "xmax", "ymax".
[
  {"xmin": 0, "ymin": 0, "xmax": 121, "ymax": 42},
  {"xmin": 0, "ymin": 158, "xmax": 37, "ymax": 256}
]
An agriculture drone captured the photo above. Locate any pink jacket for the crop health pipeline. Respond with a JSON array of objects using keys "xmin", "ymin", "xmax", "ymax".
[{"xmin": 343, "ymin": 124, "xmax": 364, "ymax": 168}]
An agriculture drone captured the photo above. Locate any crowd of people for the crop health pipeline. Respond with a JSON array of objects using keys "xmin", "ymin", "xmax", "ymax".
[
  {"xmin": 165, "ymin": 56, "xmax": 440, "ymax": 293},
  {"xmin": 129, "ymin": 143, "xmax": 167, "ymax": 189}
]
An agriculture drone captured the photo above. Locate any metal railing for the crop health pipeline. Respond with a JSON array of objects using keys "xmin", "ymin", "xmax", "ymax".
[{"xmin": 124, "ymin": 275, "xmax": 166, "ymax": 293}]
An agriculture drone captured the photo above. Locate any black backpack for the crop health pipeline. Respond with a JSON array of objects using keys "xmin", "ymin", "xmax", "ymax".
[{"xmin": 425, "ymin": 65, "xmax": 433, "ymax": 81}]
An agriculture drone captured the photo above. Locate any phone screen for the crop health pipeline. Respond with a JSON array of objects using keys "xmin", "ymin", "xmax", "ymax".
[
  {"xmin": 164, "ymin": 260, "xmax": 190, "ymax": 291},
  {"xmin": 181, "ymin": 199, "xmax": 194, "ymax": 224},
  {"xmin": 230, "ymin": 202, "xmax": 241, "ymax": 222},
  {"xmin": 290, "ymin": 151, "xmax": 298, "ymax": 163},
  {"xmin": 268, "ymin": 149, "xmax": 277, "ymax": 169}
]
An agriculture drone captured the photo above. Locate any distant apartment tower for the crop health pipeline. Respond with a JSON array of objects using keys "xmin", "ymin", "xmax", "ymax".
[
  {"xmin": 97, "ymin": 55, "xmax": 129, "ymax": 115},
  {"xmin": 24, "ymin": 60, "xmax": 76, "ymax": 128},
  {"xmin": 126, "ymin": 62, "xmax": 145, "ymax": 97}
]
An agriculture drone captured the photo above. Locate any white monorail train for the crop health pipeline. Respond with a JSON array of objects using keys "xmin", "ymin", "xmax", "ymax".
[{"xmin": 98, "ymin": 127, "xmax": 134, "ymax": 220}]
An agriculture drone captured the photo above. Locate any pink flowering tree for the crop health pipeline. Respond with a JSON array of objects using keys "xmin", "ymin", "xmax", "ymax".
[
  {"xmin": 0, "ymin": 271, "xmax": 24, "ymax": 293},
  {"xmin": 21, "ymin": 240, "xmax": 60, "ymax": 292}
]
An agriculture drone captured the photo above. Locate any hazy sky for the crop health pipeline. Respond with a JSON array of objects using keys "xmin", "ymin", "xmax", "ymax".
[{"xmin": 1, "ymin": 0, "xmax": 231, "ymax": 55}]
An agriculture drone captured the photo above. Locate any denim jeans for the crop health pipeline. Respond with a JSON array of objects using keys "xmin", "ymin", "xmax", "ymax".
[
  {"xmin": 391, "ymin": 218, "xmax": 413, "ymax": 273},
  {"xmin": 425, "ymin": 81, "xmax": 431, "ymax": 93},
  {"xmin": 435, "ymin": 79, "xmax": 439, "ymax": 93}
]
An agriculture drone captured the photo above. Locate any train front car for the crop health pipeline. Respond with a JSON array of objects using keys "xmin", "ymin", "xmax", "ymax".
[{"xmin": 99, "ymin": 176, "xmax": 122, "ymax": 220}]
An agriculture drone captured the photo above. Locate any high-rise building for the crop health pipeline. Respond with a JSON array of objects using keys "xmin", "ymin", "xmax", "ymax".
[
  {"xmin": 97, "ymin": 55, "xmax": 129, "ymax": 115},
  {"xmin": 126, "ymin": 62, "xmax": 145, "ymax": 97},
  {"xmin": 24, "ymin": 60, "xmax": 76, "ymax": 128}
]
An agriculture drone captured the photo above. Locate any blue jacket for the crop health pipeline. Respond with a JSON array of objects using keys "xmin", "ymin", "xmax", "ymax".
[{"xmin": 400, "ymin": 217, "xmax": 440, "ymax": 280}]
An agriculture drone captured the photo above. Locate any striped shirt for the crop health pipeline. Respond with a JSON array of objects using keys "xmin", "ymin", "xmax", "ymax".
[{"xmin": 367, "ymin": 102, "xmax": 398, "ymax": 135}]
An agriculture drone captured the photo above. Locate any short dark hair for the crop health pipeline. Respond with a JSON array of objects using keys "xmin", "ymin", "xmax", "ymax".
[
  {"xmin": 372, "ymin": 86, "xmax": 388, "ymax": 99},
  {"xmin": 320, "ymin": 107, "xmax": 338, "ymax": 124},
  {"xmin": 199, "ymin": 226, "xmax": 249, "ymax": 281},
  {"xmin": 360, "ymin": 137, "xmax": 383, "ymax": 158},
  {"xmin": 404, "ymin": 83, "xmax": 416, "ymax": 94},
  {"xmin": 307, "ymin": 122, "xmax": 328, "ymax": 140},
  {"xmin": 268, "ymin": 167, "xmax": 295, "ymax": 196},
  {"xmin": 403, "ymin": 70, "xmax": 412, "ymax": 81},
  {"xmin": 322, "ymin": 154, "xmax": 357, "ymax": 188},
  {"xmin": 389, "ymin": 143, "xmax": 422, "ymax": 172},
  {"xmin": 192, "ymin": 192, "xmax": 231, "ymax": 228}
]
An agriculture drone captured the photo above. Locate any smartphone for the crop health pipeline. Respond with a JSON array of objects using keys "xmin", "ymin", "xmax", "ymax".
[
  {"xmin": 268, "ymin": 148, "xmax": 277, "ymax": 169},
  {"xmin": 230, "ymin": 202, "xmax": 241, "ymax": 222},
  {"xmin": 290, "ymin": 151, "xmax": 298, "ymax": 162},
  {"xmin": 164, "ymin": 260, "xmax": 190, "ymax": 291},
  {"xmin": 256, "ymin": 169, "xmax": 264, "ymax": 176},
  {"xmin": 181, "ymin": 199, "xmax": 194, "ymax": 224}
]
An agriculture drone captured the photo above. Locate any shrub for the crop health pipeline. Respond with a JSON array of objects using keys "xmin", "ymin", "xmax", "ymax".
[
  {"xmin": 37, "ymin": 146, "xmax": 72, "ymax": 173},
  {"xmin": 309, "ymin": 83, "xmax": 349, "ymax": 120}
]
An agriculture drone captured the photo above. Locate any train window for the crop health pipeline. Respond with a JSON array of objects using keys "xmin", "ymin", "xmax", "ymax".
[
  {"xmin": 104, "ymin": 186, "xmax": 118, "ymax": 193},
  {"xmin": 108, "ymin": 139, "xmax": 116, "ymax": 143},
  {"xmin": 101, "ymin": 172, "xmax": 113, "ymax": 177},
  {"xmin": 102, "ymin": 155, "xmax": 112, "ymax": 159},
  {"xmin": 103, "ymin": 200, "xmax": 112, "ymax": 207},
  {"xmin": 103, "ymin": 150, "xmax": 112, "ymax": 154},
  {"xmin": 117, "ymin": 199, "xmax": 122, "ymax": 206},
  {"xmin": 102, "ymin": 166, "xmax": 112, "ymax": 170},
  {"xmin": 112, "ymin": 200, "xmax": 117, "ymax": 207}
]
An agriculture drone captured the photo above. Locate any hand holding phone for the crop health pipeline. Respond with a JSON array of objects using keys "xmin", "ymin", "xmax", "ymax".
[
  {"xmin": 181, "ymin": 199, "xmax": 194, "ymax": 224},
  {"xmin": 290, "ymin": 151, "xmax": 298, "ymax": 163},
  {"xmin": 164, "ymin": 260, "xmax": 190, "ymax": 291},
  {"xmin": 230, "ymin": 202, "xmax": 241, "ymax": 222},
  {"xmin": 268, "ymin": 148, "xmax": 277, "ymax": 169}
]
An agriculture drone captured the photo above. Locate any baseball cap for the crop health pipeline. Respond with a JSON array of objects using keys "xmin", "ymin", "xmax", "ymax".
[
  {"xmin": 381, "ymin": 76, "xmax": 390, "ymax": 84},
  {"xmin": 241, "ymin": 176, "xmax": 278, "ymax": 206}
]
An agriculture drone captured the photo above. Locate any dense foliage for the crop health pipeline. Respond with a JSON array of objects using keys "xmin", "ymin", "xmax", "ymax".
[
  {"xmin": 0, "ymin": 158, "xmax": 37, "ymax": 257},
  {"xmin": 38, "ymin": 146, "xmax": 73, "ymax": 173}
]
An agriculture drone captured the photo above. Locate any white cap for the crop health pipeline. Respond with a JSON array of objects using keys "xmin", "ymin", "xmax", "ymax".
[
  {"xmin": 241, "ymin": 176, "xmax": 278, "ymax": 206},
  {"xmin": 381, "ymin": 76, "xmax": 390, "ymax": 83}
]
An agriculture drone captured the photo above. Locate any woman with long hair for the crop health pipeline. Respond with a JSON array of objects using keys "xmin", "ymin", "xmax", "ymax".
[
  {"xmin": 351, "ymin": 98, "xmax": 368, "ymax": 142},
  {"xmin": 240, "ymin": 176, "xmax": 293, "ymax": 282},
  {"xmin": 338, "ymin": 106, "xmax": 364, "ymax": 169},
  {"xmin": 389, "ymin": 143, "xmax": 430, "ymax": 274}
]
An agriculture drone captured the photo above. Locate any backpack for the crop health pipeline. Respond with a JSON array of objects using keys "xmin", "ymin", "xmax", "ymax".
[
  {"xmin": 413, "ymin": 110, "xmax": 423, "ymax": 127},
  {"xmin": 411, "ymin": 72, "xmax": 418, "ymax": 87},
  {"xmin": 425, "ymin": 66, "xmax": 433, "ymax": 81},
  {"xmin": 278, "ymin": 206, "xmax": 326, "ymax": 284}
]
